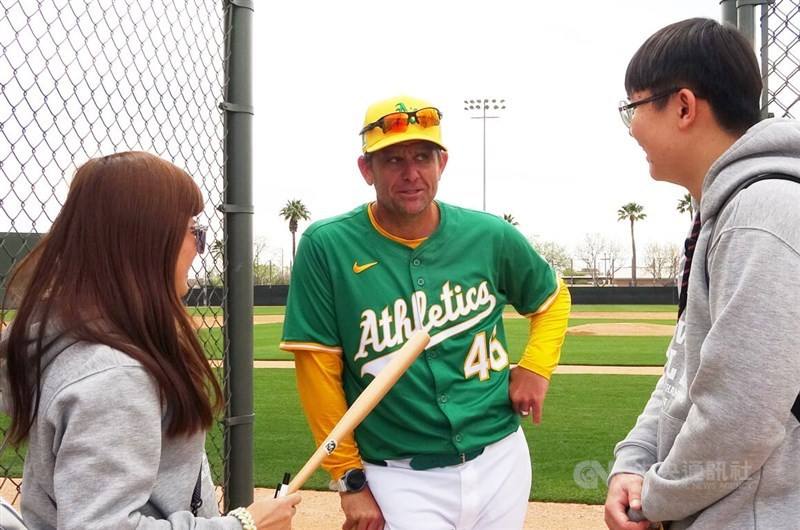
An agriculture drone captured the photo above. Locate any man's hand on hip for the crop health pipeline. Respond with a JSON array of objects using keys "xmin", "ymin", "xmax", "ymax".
[
  {"xmin": 509, "ymin": 366, "xmax": 549, "ymax": 424},
  {"xmin": 340, "ymin": 486, "xmax": 385, "ymax": 530}
]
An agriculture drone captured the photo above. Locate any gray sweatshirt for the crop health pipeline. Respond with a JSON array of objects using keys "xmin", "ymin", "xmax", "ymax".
[
  {"xmin": 3, "ymin": 334, "xmax": 242, "ymax": 529},
  {"xmin": 611, "ymin": 118, "xmax": 800, "ymax": 529}
]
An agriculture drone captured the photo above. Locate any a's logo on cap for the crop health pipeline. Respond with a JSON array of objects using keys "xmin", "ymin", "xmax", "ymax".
[{"xmin": 394, "ymin": 102, "xmax": 418, "ymax": 124}]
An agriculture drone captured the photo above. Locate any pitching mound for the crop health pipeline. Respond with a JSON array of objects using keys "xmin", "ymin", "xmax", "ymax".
[{"xmin": 568, "ymin": 323, "xmax": 674, "ymax": 336}]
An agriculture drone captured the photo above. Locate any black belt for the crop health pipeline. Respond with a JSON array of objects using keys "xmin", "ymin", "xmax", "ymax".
[{"xmin": 364, "ymin": 447, "xmax": 485, "ymax": 471}]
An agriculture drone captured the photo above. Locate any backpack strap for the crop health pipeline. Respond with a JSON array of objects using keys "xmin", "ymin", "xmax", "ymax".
[
  {"xmin": 703, "ymin": 173, "xmax": 800, "ymax": 422},
  {"xmin": 705, "ymin": 173, "xmax": 800, "ymax": 283},
  {"xmin": 190, "ymin": 464, "xmax": 203, "ymax": 516},
  {"xmin": 794, "ymin": 395, "xmax": 800, "ymax": 425},
  {"xmin": 716, "ymin": 173, "xmax": 800, "ymax": 218}
]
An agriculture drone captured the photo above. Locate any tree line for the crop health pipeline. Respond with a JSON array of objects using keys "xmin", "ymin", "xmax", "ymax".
[
  {"xmin": 202, "ymin": 195, "xmax": 695, "ymax": 287},
  {"xmin": 528, "ymin": 194, "xmax": 693, "ymax": 286}
]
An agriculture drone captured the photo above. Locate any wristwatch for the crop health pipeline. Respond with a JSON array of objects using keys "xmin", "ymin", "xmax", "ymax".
[{"xmin": 336, "ymin": 468, "xmax": 367, "ymax": 493}]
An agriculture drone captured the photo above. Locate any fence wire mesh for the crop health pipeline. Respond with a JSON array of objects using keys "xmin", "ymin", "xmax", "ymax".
[
  {"xmin": 0, "ymin": 0, "xmax": 230, "ymax": 508},
  {"xmin": 764, "ymin": 0, "xmax": 800, "ymax": 118}
]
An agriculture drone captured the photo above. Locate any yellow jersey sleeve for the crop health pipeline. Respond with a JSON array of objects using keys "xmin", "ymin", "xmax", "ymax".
[
  {"xmin": 517, "ymin": 279, "xmax": 571, "ymax": 379},
  {"xmin": 293, "ymin": 349, "xmax": 363, "ymax": 481}
]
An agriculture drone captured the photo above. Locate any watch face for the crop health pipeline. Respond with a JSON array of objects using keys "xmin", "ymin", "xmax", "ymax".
[{"xmin": 345, "ymin": 469, "xmax": 367, "ymax": 491}]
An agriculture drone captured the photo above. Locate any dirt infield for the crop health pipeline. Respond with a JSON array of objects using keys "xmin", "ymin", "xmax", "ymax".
[
  {"xmin": 0, "ymin": 484, "xmax": 605, "ymax": 529},
  {"xmin": 569, "ymin": 311, "xmax": 674, "ymax": 320},
  {"xmin": 1, "ymin": 481, "xmax": 606, "ymax": 529},
  {"xmin": 253, "ymin": 488, "xmax": 607, "ymax": 530},
  {"xmin": 567, "ymin": 322, "xmax": 674, "ymax": 336}
]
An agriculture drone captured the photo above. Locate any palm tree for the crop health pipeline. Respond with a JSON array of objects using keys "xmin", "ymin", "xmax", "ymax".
[
  {"xmin": 210, "ymin": 239, "xmax": 224, "ymax": 260},
  {"xmin": 502, "ymin": 213, "xmax": 519, "ymax": 226},
  {"xmin": 617, "ymin": 202, "xmax": 647, "ymax": 286},
  {"xmin": 280, "ymin": 199, "xmax": 311, "ymax": 260},
  {"xmin": 676, "ymin": 193, "xmax": 694, "ymax": 220}
]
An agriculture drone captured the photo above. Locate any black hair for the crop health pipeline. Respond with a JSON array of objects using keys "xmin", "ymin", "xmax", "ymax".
[{"xmin": 625, "ymin": 18, "xmax": 762, "ymax": 134}]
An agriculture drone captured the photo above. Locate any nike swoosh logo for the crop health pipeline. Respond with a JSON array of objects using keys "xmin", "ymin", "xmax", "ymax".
[{"xmin": 353, "ymin": 260, "xmax": 378, "ymax": 274}]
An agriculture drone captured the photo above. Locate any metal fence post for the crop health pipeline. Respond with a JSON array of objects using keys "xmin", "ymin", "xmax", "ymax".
[
  {"xmin": 222, "ymin": 0, "xmax": 255, "ymax": 511},
  {"xmin": 759, "ymin": 2, "xmax": 772, "ymax": 118},
  {"xmin": 737, "ymin": 0, "xmax": 758, "ymax": 45},
  {"xmin": 721, "ymin": 0, "xmax": 739, "ymax": 26}
]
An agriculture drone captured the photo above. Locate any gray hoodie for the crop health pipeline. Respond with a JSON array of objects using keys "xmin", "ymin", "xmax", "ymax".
[
  {"xmin": 1, "ymin": 332, "xmax": 241, "ymax": 530},
  {"xmin": 611, "ymin": 118, "xmax": 800, "ymax": 529}
]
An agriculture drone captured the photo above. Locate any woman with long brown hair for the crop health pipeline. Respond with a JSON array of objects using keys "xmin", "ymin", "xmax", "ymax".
[{"xmin": 0, "ymin": 152, "xmax": 300, "ymax": 529}]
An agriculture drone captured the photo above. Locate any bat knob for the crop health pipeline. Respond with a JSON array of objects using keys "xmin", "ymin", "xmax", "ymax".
[
  {"xmin": 627, "ymin": 507, "xmax": 646, "ymax": 522},
  {"xmin": 627, "ymin": 507, "xmax": 661, "ymax": 529}
]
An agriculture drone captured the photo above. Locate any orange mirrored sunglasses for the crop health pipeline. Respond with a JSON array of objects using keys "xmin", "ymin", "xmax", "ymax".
[{"xmin": 359, "ymin": 107, "xmax": 442, "ymax": 135}]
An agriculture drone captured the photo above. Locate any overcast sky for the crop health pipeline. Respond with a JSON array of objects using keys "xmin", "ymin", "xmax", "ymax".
[{"xmin": 251, "ymin": 0, "xmax": 723, "ymax": 269}]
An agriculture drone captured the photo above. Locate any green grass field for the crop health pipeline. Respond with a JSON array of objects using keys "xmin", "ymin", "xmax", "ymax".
[
  {"xmin": 2, "ymin": 304, "xmax": 669, "ymax": 504},
  {"xmin": 503, "ymin": 319, "xmax": 670, "ymax": 366},
  {"xmin": 188, "ymin": 304, "xmax": 677, "ymax": 318},
  {"xmin": 525, "ymin": 374, "xmax": 657, "ymax": 503},
  {"xmin": 0, "ymin": 415, "xmax": 25, "ymax": 477},
  {"xmin": 10, "ymin": 305, "xmax": 674, "ymax": 366},
  {"xmin": 6, "ymin": 304, "xmax": 674, "ymax": 322},
  {"xmin": 1, "ymin": 370, "xmax": 658, "ymax": 504},
  {"xmin": 559, "ymin": 336, "xmax": 669, "ymax": 366},
  {"xmin": 212, "ymin": 369, "xmax": 659, "ymax": 504},
  {"xmin": 199, "ymin": 318, "xmax": 673, "ymax": 366}
]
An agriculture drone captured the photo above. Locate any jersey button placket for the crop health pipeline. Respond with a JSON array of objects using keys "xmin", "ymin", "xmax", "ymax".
[{"xmin": 411, "ymin": 256, "xmax": 424, "ymax": 287}]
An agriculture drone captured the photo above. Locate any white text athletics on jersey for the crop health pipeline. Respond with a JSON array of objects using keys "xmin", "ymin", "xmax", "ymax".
[{"xmin": 356, "ymin": 280, "xmax": 497, "ymax": 364}]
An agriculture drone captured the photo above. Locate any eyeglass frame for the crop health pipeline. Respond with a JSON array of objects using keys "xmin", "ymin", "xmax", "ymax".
[
  {"xmin": 618, "ymin": 87, "xmax": 681, "ymax": 128},
  {"xmin": 359, "ymin": 107, "xmax": 443, "ymax": 136},
  {"xmin": 189, "ymin": 221, "xmax": 208, "ymax": 254}
]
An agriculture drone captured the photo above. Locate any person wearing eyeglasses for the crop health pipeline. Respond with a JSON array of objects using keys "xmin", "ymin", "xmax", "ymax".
[
  {"xmin": 0, "ymin": 152, "xmax": 301, "ymax": 529},
  {"xmin": 280, "ymin": 95, "xmax": 571, "ymax": 530},
  {"xmin": 605, "ymin": 18, "xmax": 800, "ymax": 530}
]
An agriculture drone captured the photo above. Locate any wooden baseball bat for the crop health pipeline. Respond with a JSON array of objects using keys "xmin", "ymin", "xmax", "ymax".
[{"xmin": 285, "ymin": 330, "xmax": 431, "ymax": 494}]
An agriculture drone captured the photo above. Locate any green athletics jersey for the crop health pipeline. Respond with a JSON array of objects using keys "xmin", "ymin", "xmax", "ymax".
[{"xmin": 282, "ymin": 201, "xmax": 557, "ymax": 462}]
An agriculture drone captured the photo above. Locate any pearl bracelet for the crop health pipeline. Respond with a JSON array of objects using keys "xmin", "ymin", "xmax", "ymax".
[{"xmin": 228, "ymin": 507, "xmax": 256, "ymax": 530}]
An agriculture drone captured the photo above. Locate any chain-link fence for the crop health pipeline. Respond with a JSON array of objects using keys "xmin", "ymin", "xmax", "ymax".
[
  {"xmin": 763, "ymin": 0, "xmax": 800, "ymax": 118},
  {"xmin": 0, "ymin": 0, "xmax": 247, "ymax": 510}
]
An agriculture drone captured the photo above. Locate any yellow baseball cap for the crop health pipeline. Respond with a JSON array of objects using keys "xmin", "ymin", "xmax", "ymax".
[{"xmin": 360, "ymin": 95, "xmax": 447, "ymax": 154}]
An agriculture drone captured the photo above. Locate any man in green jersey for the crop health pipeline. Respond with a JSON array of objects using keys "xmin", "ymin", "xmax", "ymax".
[{"xmin": 281, "ymin": 95, "xmax": 571, "ymax": 530}]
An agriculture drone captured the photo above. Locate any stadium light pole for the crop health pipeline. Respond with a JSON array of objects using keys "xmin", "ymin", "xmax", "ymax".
[{"xmin": 464, "ymin": 98, "xmax": 506, "ymax": 211}]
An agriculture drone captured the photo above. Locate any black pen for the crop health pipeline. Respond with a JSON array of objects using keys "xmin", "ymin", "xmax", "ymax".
[{"xmin": 274, "ymin": 472, "xmax": 291, "ymax": 498}]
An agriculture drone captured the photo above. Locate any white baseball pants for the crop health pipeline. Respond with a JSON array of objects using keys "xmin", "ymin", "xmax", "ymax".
[{"xmin": 363, "ymin": 427, "xmax": 531, "ymax": 530}]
